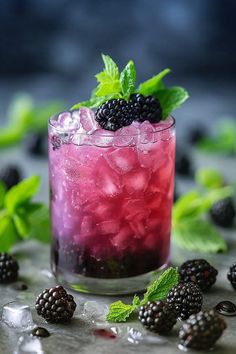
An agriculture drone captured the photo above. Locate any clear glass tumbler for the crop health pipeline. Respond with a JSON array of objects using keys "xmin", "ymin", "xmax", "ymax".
[{"xmin": 49, "ymin": 111, "xmax": 175, "ymax": 295}]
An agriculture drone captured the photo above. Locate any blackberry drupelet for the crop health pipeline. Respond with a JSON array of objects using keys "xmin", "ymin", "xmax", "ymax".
[
  {"xmin": 95, "ymin": 99, "xmax": 133, "ymax": 131},
  {"xmin": 167, "ymin": 282, "xmax": 203, "ymax": 320},
  {"xmin": 0, "ymin": 165, "xmax": 21, "ymax": 190},
  {"xmin": 130, "ymin": 93, "xmax": 162, "ymax": 123},
  {"xmin": 138, "ymin": 301, "xmax": 177, "ymax": 333},
  {"xmin": 0, "ymin": 253, "xmax": 19, "ymax": 283},
  {"xmin": 179, "ymin": 259, "xmax": 218, "ymax": 291},
  {"xmin": 35, "ymin": 285, "xmax": 76, "ymax": 323},
  {"xmin": 179, "ymin": 309, "xmax": 226, "ymax": 350},
  {"xmin": 210, "ymin": 197, "xmax": 236, "ymax": 228},
  {"xmin": 227, "ymin": 262, "xmax": 236, "ymax": 290}
]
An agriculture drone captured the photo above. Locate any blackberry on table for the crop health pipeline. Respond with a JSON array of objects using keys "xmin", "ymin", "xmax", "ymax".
[
  {"xmin": 210, "ymin": 197, "xmax": 236, "ymax": 228},
  {"xmin": 175, "ymin": 150, "xmax": 192, "ymax": 176},
  {"xmin": 138, "ymin": 300, "xmax": 177, "ymax": 334},
  {"xmin": 188, "ymin": 125, "xmax": 206, "ymax": 145},
  {"xmin": 227, "ymin": 262, "xmax": 236, "ymax": 290},
  {"xmin": 179, "ymin": 309, "xmax": 226, "ymax": 350},
  {"xmin": 179, "ymin": 259, "xmax": 218, "ymax": 291},
  {"xmin": 0, "ymin": 253, "xmax": 19, "ymax": 283},
  {"xmin": 95, "ymin": 99, "xmax": 133, "ymax": 131},
  {"xmin": 130, "ymin": 93, "xmax": 162, "ymax": 123},
  {"xmin": 35, "ymin": 285, "xmax": 76, "ymax": 323},
  {"xmin": 0, "ymin": 165, "xmax": 21, "ymax": 189},
  {"xmin": 167, "ymin": 282, "xmax": 203, "ymax": 320},
  {"xmin": 24, "ymin": 132, "xmax": 46, "ymax": 156}
]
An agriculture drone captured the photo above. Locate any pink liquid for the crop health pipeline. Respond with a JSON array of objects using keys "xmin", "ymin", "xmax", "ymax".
[{"xmin": 49, "ymin": 117, "xmax": 175, "ymax": 279}]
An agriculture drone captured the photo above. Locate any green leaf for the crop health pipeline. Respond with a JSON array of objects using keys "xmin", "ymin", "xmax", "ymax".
[
  {"xmin": 71, "ymin": 95, "xmax": 116, "ymax": 110},
  {"xmin": 13, "ymin": 211, "xmax": 31, "ymax": 238},
  {"xmin": 28, "ymin": 204, "xmax": 50, "ymax": 243},
  {"xmin": 132, "ymin": 295, "xmax": 141, "ymax": 307},
  {"xmin": 138, "ymin": 68, "xmax": 171, "ymax": 96},
  {"xmin": 195, "ymin": 168, "xmax": 225, "ymax": 189},
  {"xmin": 143, "ymin": 268, "xmax": 179, "ymax": 304},
  {"xmin": 101, "ymin": 54, "xmax": 119, "ymax": 80},
  {"xmin": 106, "ymin": 301, "xmax": 135, "ymax": 322},
  {"xmin": 120, "ymin": 60, "xmax": 136, "ymax": 99},
  {"xmin": 0, "ymin": 214, "xmax": 19, "ymax": 252},
  {"xmin": 154, "ymin": 87, "xmax": 189, "ymax": 119},
  {"xmin": 173, "ymin": 218, "xmax": 227, "ymax": 253},
  {"xmin": 173, "ymin": 187, "xmax": 233, "ymax": 224},
  {"xmin": 7, "ymin": 93, "xmax": 34, "ymax": 126},
  {"xmin": 0, "ymin": 181, "xmax": 7, "ymax": 209},
  {"xmin": 32, "ymin": 101, "xmax": 65, "ymax": 132},
  {"xmin": 95, "ymin": 81, "xmax": 121, "ymax": 97},
  {"xmin": 5, "ymin": 176, "xmax": 40, "ymax": 215}
]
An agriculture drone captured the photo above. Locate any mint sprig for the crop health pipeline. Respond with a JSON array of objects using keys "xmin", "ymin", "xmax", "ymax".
[
  {"xmin": 195, "ymin": 168, "xmax": 225, "ymax": 189},
  {"xmin": 71, "ymin": 54, "xmax": 189, "ymax": 118},
  {"xmin": 0, "ymin": 176, "xmax": 50, "ymax": 251},
  {"xmin": 107, "ymin": 267, "xmax": 178, "ymax": 322},
  {"xmin": 172, "ymin": 186, "xmax": 233, "ymax": 253}
]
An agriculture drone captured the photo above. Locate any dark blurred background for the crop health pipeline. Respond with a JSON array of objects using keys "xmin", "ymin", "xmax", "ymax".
[{"xmin": 0, "ymin": 0, "xmax": 235, "ymax": 125}]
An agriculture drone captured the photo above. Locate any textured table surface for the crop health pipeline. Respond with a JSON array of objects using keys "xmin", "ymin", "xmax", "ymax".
[{"xmin": 0, "ymin": 126, "xmax": 236, "ymax": 353}]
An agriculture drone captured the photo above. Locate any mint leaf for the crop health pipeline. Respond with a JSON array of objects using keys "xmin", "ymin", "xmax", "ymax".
[
  {"xmin": 132, "ymin": 295, "xmax": 141, "ymax": 307},
  {"xmin": 106, "ymin": 301, "xmax": 135, "ymax": 322},
  {"xmin": 13, "ymin": 211, "xmax": 30, "ymax": 238},
  {"xmin": 95, "ymin": 81, "xmax": 121, "ymax": 97},
  {"xmin": 71, "ymin": 95, "xmax": 116, "ymax": 110},
  {"xmin": 32, "ymin": 101, "xmax": 65, "ymax": 132},
  {"xmin": 0, "ymin": 181, "xmax": 6, "ymax": 209},
  {"xmin": 173, "ymin": 187, "xmax": 233, "ymax": 224},
  {"xmin": 120, "ymin": 60, "xmax": 136, "ymax": 100},
  {"xmin": 143, "ymin": 268, "xmax": 179, "ymax": 304},
  {"xmin": 7, "ymin": 93, "xmax": 34, "ymax": 126},
  {"xmin": 154, "ymin": 87, "xmax": 189, "ymax": 119},
  {"xmin": 28, "ymin": 204, "xmax": 50, "ymax": 243},
  {"xmin": 5, "ymin": 176, "xmax": 40, "ymax": 215},
  {"xmin": 0, "ymin": 214, "xmax": 19, "ymax": 252},
  {"xmin": 195, "ymin": 168, "xmax": 225, "ymax": 189},
  {"xmin": 101, "ymin": 54, "xmax": 119, "ymax": 80},
  {"xmin": 138, "ymin": 68, "xmax": 170, "ymax": 96},
  {"xmin": 173, "ymin": 218, "xmax": 227, "ymax": 253}
]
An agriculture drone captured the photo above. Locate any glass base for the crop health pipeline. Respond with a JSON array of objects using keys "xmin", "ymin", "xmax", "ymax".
[{"xmin": 52, "ymin": 263, "xmax": 168, "ymax": 295}]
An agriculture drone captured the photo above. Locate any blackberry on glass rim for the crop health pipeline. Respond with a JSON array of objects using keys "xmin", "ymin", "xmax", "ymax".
[{"xmin": 48, "ymin": 54, "xmax": 189, "ymax": 294}]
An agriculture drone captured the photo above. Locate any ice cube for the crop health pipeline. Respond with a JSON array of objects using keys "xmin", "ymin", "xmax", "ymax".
[
  {"xmin": 123, "ymin": 169, "xmax": 150, "ymax": 194},
  {"xmin": 105, "ymin": 148, "xmax": 137, "ymax": 175},
  {"xmin": 127, "ymin": 327, "xmax": 144, "ymax": 344},
  {"xmin": 2, "ymin": 301, "xmax": 34, "ymax": 331},
  {"xmin": 15, "ymin": 335, "xmax": 44, "ymax": 354},
  {"xmin": 96, "ymin": 157, "xmax": 122, "ymax": 197},
  {"xmin": 79, "ymin": 215, "xmax": 96, "ymax": 238},
  {"xmin": 58, "ymin": 111, "xmax": 80, "ymax": 131},
  {"xmin": 78, "ymin": 107, "xmax": 98, "ymax": 133},
  {"xmin": 82, "ymin": 301, "xmax": 109, "ymax": 322},
  {"xmin": 96, "ymin": 220, "xmax": 120, "ymax": 235},
  {"xmin": 114, "ymin": 125, "xmax": 139, "ymax": 147},
  {"xmin": 139, "ymin": 121, "xmax": 155, "ymax": 144},
  {"xmin": 111, "ymin": 225, "xmax": 133, "ymax": 249},
  {"xmin": 91, "ymin": 129, "xmax": 115, "ymax": 147}
]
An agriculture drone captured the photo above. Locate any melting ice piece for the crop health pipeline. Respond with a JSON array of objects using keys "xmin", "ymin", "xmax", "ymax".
[
  {"xmin": 57, "ymin": 111, "xmax": 80, "ymax": 131},
  {"xmin": 83, "ymin": 301, "xmax": 109, "ymax": 322},
  {"xmin": 78, "ymin": 107, "xmax": 98, "ymax": 133},
  {"xmin": 2, "ymin": 301, "xmax": 34, "ymax": 331},
  {"xmin": 15, "ymin": 335, "xmax": 44, "ymax": 354},
  {"xmin": 91, "ymin": 129, "xmax": 115, "ymax": 147},
  {"xmin": 114, "ymin": 124, "xmax": 139, "ymax": 147},
  {"xmin": 127, "ymin": 327, "xmax": 144, "ymax": 344}
]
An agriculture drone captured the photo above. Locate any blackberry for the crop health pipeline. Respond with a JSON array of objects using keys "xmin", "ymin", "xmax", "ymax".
[
  {"xmin": 188, "ymin": 125, "xmax": 206, "ymax": 145},
  {"xmin": 0, "ymin": 165, "xmax": 21, "ymax": 190},
  {"xmin": 35, "ymin": 285, "xmax": 76, "ymax": 323},
  {"xmin": 95, "ymin": 99, "xmax": 133, "ymax": 131},
  {"xmin": 130, "ymin": 93, "xmax": 162, "ymax": 123},
  {"xmin": 167, "ymin": 282, "xmax": 203, "ymax": 320},
  {"xmin": 179, "ymin": 309, "xmax": 226, "ymax": 350},
  {"xmin": 210, "ymin": 197, "xmax": 235, "ymax": 228},
  {"xmin": 0, "ymin": 253, "xmax": 19, "ymax": 283},
  {"xmin": 179, "ymin": 259, "xmax": 218, "ymax": 291},
  {"xmin": 227, "ymin": 262, "xmax": 236, "ymax": 290},
  {"xmin": 138, "ymin": 301, "xmax": 177, "ymax": 334},
  {"xmin": 24, "ymin": 132, "xmax": 46, "ymax": 156}
]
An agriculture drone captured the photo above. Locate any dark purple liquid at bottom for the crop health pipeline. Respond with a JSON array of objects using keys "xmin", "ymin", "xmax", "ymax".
[{"xmin": 52, "ymin": 238, "xmax": 168, "ymax": 279}]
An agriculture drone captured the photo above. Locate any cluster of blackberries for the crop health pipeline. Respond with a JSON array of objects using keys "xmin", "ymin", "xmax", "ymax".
[
  {"xmin": 138, "ymin": 258, "xmax": 236, "ymax": 350},
  {"xmin": 95, "ymin": 94, "xmax": 162, "ymax": 131}
]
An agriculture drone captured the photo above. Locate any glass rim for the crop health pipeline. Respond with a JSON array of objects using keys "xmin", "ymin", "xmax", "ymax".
[{"xmin": 48, "ymin": 110, "xmax": 176, "ymax": 137}]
